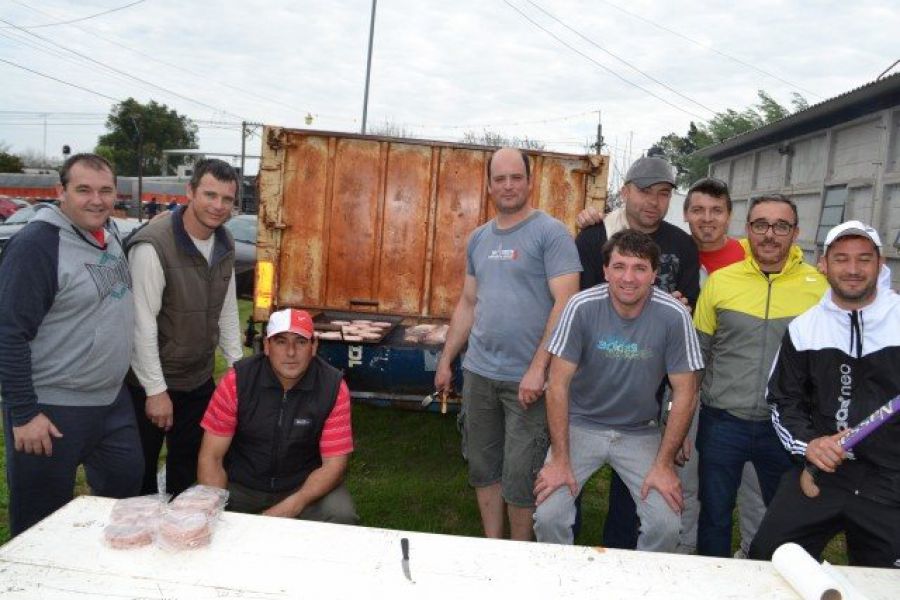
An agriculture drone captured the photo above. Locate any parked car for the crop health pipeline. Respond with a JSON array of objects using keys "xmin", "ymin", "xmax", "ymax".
[
  {"xmin": 0, "ymin": 202, "xmax": 141, "ymax": 255},
  {"xmin": 0, "ymin": 197, "xmax": 29, "ymax": 221},
  {"xmin": 224, "ymin": 214, "xmax": 257, "ymax": 298},
  {"xmin": 0, "ymin": 203, "xmax": 50, "ymax": 253}
]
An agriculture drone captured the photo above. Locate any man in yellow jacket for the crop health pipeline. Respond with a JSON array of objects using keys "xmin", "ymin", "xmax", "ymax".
[{"xmin": 694, "ymin": 194, "xmax": 827, "ymax": 557}]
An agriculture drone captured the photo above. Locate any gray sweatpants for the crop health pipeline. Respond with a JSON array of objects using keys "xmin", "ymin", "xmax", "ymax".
[{"xmin": 534, "ymin": 424, "xmax": 680, "ymax": 552}]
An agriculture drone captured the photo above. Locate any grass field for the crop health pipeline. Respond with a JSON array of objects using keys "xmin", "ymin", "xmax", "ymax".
[{"xmin": 0, "ymin": 302, "xmax": 847, "ymax": 561}]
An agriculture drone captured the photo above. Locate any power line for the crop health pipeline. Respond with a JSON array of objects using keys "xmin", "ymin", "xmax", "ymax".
[
  {"xmin": 524, "ymin": 0, "xmax": 718, "ymax": 115},
  {"xmin": 7, "ymin": 0, "xmax": 358, "ymax": 124},
  {"xmin": 3, "ymin": 0, "xmax": 146, "ymax": 29},
  {"xmin": 0, "ymin": 29, "xmax": 166, "ymax": 99},
  {"xmin": 0, "ymin": 57, "xmax": 122, "ymax": 102},
  {"xmin": 0, "ymin": 17, "xmax": 247, "ymax": 120},
  {"xmin": 596, "ymin": 0, "xmax": 821, "ymax": 99},
  {"xmin": 0, "ymin": 110, "xmax": 106, "ymax": 116},
  {"xmin": 0, "ymin": 111, "xmax": 244, "ymax": 130},
  {"xmin": 501, "ymin": 0, "xmax": 707, "ymax": 120}
]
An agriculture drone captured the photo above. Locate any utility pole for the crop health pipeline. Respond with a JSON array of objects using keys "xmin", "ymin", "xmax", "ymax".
[
  {"xmin": 239, "ymin": 121, "xmax": 247, "ymax": 212},
  {"xmin": 42, "ymin": 113, "xmax": 48, "ymax": 166},
  {"xmin": 130, "ymin": 116, "xmax": 144, "ymax": 222},
  {"xmin": 592, "ymin": 109, "xmax": 604, "ymax": 154},
  {"xmin": 361, "ymin": 0, "xmax": 377, "ymax": 134}
]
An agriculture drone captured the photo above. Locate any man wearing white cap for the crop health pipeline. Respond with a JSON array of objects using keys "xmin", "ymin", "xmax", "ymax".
[
  {"xmin": 197, "ymin": 308, "xmax": 358, "ymax": 523},
  {"xmin": 749, "ymin": 221, "xmax": 900, "ymax": 567}
]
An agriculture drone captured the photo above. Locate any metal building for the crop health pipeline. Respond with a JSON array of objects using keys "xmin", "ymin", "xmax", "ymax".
[{"xmin": 698, "ymin": 73, "xmax": 900, "ymax": 287}]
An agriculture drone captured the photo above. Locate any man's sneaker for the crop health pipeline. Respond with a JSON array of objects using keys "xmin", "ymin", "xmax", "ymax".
[{"xmin": 733, "ymin": 548, "xmax": 749, "ymax": 559}]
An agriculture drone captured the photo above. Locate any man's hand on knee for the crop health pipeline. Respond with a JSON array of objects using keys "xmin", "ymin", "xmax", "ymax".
[
  {"xmin": 641, "ymin": 463, "xmax": 684, "ymax": 514},
  {"xmin": 13, "ymin": 413, "xmax": 63, "ymax": 456},
  {"xmin": 534, "ymin": 459, "xmax": 577, "ymax": 505}
]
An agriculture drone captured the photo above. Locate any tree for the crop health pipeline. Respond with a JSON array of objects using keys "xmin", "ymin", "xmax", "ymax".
[
  {"xmin": 653, "ymin": 90, "xmax": 807, "ymax": 187},
  {"xmin": 96, "ymin": 98, "xmax": 198, "ymax": 176},
  {"xmin": 462, "ymin": 130, "xmax": 545, "ymax": 151},
  {"xmin": 0, "ymin": 151, "xmax": 25, "ymax": 173}
]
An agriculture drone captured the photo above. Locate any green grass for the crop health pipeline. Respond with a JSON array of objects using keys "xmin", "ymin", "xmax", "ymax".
[{"xmin": 0, "ymin": 300, "xmax": 848, "ymax": 563}]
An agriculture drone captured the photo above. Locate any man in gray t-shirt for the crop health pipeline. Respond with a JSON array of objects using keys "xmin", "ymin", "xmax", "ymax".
[
  {"xmin": 435, "ymin": 147, "xmax": 581, "ymax": 542},
  {"xmin": 533, "ymin": 229, "xmax": 703, "ymax": 551}
]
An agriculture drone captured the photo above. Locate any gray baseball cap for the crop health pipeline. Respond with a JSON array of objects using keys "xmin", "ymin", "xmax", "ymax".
[{"xmin": 625, "ymin": 156, "xmax": 676, "ymax": 188}]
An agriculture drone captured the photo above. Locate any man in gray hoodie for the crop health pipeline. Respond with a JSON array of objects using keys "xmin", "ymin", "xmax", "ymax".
[{"xmin": 0, "ymin": 153, "xmax": 143, "ymax": 537}]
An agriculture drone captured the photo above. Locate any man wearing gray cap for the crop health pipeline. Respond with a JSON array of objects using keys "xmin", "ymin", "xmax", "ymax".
[
  {"xmin": 749, "ymin": 220, "xmax": 900, "ymax": 567},
  {"xmin": 574, "ymin": 155, "xmax": 700, "ymax": 548},
  {"xmin": 576, "ymin": 155, "xmax": 700, "ymax": 303}
]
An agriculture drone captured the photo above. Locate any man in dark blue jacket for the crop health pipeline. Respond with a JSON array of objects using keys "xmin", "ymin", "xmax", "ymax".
[
  {"xmin": 0, "ymin": 154, "xmax": 142, "ymax": 536},
  {"xmin": 750, "ymin": 221, "xmax": 900, "ymax": 567}
]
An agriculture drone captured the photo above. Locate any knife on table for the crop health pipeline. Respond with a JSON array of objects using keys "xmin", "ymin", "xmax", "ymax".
[{"xmin": 401, "ymin": 537, "xmax": 413, "ymax": 582}]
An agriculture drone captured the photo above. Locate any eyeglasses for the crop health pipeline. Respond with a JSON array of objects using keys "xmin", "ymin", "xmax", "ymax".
[{"xmin": 749, "ymin": 219, "xmax": 795, "ymax": 236}]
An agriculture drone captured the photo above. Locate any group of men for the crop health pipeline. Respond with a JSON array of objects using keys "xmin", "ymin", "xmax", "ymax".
[
  {"xmin": 0, "ymin": 153, "xmax": 356, "ymax": 539},
  {"xmin": 1, "ymin": 149, "xmax": 896, "ymax": 569},
  {"xmin": 436, "ymin": 148, "xmax": 898, "ymax": 568}
]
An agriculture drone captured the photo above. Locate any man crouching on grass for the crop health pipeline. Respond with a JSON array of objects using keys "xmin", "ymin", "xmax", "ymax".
[
  {"xmin": 197, "ymin": 308, "xmax": 358, "ymax": 523},
  {"xmin": 533, "ymin": 230, "xmax": 704, "ymax": 550}
]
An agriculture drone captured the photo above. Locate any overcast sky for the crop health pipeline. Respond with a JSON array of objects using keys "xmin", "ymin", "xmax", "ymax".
[{"xmin": 1, "ymin": 0, "xmax": 897, "ymax": 182}]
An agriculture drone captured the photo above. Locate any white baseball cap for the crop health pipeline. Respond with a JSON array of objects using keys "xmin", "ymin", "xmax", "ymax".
[
  {"xmin": 823, "ymin": 220, "xmax": 882, "ymax": 252},
  {"xmin": 266, "ymin": 308, "xmax": 314, "ymax": 339}
]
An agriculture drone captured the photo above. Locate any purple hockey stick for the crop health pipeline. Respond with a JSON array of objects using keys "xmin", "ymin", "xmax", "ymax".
[{"xmin": 800, "ymin": 395, "xmax": 900, "ymax": 497}]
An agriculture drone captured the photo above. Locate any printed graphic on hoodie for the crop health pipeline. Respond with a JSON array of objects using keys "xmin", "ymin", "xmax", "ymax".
[{"xmin": 86, "ymin": 251, "xmax": 132, "ymax": 300}]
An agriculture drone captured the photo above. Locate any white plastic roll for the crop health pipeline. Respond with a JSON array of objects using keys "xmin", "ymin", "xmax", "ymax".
[{"xmin": 772, "ymin": 543, "xmax": 842, "ymax": 600}]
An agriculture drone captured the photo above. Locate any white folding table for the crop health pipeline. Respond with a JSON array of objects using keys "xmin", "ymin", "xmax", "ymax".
[{"xmin": 1, "ymin": 496, "xmax": 898, "ymax": 599}]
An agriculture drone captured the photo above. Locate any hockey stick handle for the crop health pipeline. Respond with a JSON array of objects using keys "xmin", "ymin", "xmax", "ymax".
[
  {"xmin": 800, "ymin": 395, "xmax": 899, "ymax": 498},
  {"xmin": 837, "ymin": 395, "xmax": 900, "ymax": 452}
]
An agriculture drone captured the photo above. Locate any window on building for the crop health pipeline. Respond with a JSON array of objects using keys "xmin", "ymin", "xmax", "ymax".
[{"xmin": 816, "ymin": 186, "xmax": 848, "ymax": 245}]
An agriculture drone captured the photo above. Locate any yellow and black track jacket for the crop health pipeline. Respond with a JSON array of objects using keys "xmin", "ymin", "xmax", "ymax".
[{"xmin": 694, "ymin": 242, "xmax": 827, "ymax": 420}]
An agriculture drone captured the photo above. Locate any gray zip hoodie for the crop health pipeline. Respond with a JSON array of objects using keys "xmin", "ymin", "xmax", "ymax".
[{"xmin": 0, "ymin": 205, "xmax": 134, "ymax": 425}]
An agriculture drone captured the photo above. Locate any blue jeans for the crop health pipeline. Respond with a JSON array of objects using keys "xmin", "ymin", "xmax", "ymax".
[{"xmin": 696, "ymin": 405, "xmax": 792, "ymax": 557}]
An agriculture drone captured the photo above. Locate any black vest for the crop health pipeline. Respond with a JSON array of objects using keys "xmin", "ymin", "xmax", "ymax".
[{"xmin": 226, "ymin": 354, "xmax": 343, "ymax": 493}]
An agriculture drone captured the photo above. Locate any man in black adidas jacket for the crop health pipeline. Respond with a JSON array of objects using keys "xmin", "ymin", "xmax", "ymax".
[{"xmin": 750, "ymin": 220, "xmax": 899, "ymax": 568}]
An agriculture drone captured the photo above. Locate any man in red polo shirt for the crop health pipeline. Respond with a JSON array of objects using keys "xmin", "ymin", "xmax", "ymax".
[{"xmin": 198, "ymin": 308, "xmax": 358, "ymax": 523}]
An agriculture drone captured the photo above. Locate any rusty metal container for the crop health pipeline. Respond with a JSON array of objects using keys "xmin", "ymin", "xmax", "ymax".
[{"xmin": 253, "ymin": 126, "xmax": 608, "ymax": 323}]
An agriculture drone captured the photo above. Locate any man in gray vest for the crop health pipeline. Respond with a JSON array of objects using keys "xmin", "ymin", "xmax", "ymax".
[{"xmin": 127, "ymin": 158, "xmax": 243, "ymax": 497}]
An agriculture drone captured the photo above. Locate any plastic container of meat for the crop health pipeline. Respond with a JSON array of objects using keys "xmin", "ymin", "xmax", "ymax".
[
  {"xmin": 156, "ymin": 509, "xmax": 213, "ymax": 552},
  {"xmin": 170, "ymin": 485, "xmax": 229, "ymax": 518},
  {"xmin": 103, "ymin": 522, "xmax": 155, "ymax": 549},
  {"xmin": 108, "ymin": 494, "xmax": 169, "ymax": 524}
]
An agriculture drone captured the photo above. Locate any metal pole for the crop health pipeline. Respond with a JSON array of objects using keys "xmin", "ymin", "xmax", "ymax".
[
  {"xmin": 361, "ymin": 0, "xmax": 377, "ymax": 134},
  {"xmin": 42, "ymin": 113, "xmax": 47, "ymax": 165},
  {"xmin": 239, "ymin": 121, "xmax": 247, "ymax": 212},
  {"xmin": 137, "ymin": 140, "xmax": 143, "ymax": 222},
  {"xmin": 130, "ymin": 116, "xmax": 143, "ymax": 222}
]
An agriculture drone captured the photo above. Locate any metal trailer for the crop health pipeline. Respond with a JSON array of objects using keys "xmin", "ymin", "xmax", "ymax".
[{"xmin": 250, "ymin": 127, "xmax": 609, "ymax": 408}]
